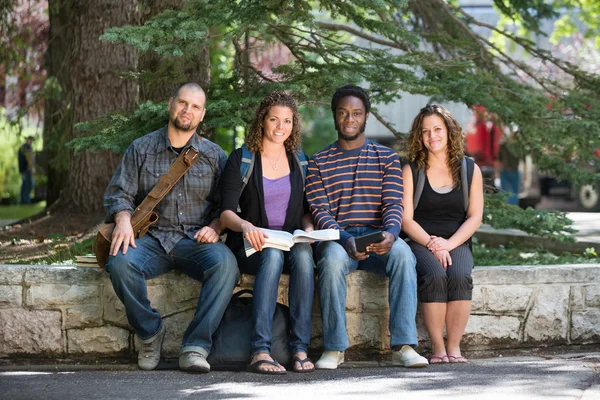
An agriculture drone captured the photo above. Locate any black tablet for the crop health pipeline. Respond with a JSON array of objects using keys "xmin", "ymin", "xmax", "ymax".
[{"xmin": 355, "ymin": 231, "xmax": 385, "ymax": 252}]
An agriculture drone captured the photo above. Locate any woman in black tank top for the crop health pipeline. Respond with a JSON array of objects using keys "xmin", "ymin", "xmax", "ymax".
[{"xmin": 401, "ymin": 104, "xmax": 484, "ymax": 364}]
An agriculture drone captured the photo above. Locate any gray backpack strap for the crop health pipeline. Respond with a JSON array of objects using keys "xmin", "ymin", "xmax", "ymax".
[
  {"xmin": 461, "ymin": 157, "xmax": 469, "ymax": 212},
  {"xmin": 413, "ymin": 168, "xmax": 425, "ymax": 210},
  {"xmin": 240, "ymin": 145, "xmax": 255, "ymax": 193}
]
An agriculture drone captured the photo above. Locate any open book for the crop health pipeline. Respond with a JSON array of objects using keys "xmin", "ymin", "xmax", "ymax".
[{"xmin": 244, "ymin": 228, "xmax": 339, "ymax": 257}]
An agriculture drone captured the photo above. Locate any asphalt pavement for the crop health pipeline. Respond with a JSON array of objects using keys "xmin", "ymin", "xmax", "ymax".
[{"xmin": 1, "ymin": 353, "xmax": 599, "ymax": 400}]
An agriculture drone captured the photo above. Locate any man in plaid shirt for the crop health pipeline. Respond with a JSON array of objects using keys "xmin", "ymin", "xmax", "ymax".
[{"xmin": 104, "ymin": 82, "xmax": 239, "ymax": 373}]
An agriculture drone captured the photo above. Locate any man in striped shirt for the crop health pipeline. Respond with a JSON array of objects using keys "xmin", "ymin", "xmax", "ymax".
[{"xmin": 306, "ymin": 85, "xmax": 428, "ymax": 369}]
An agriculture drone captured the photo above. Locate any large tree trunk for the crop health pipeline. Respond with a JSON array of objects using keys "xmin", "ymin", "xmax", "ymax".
[
  {"xmin": 43, "ymin": 1, "xmax": 74, "ymax": 207},
  {"xmin": 55, "ymin": 0, "xmax": 139, "ymax": 214}
]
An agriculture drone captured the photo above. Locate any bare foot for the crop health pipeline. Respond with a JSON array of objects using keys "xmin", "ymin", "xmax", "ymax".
[
  {"xmin": 251, "ymin": 352, "xmax": 286, "ymax": 372},
  {"xmin": 293, "ymin": 351, "xmax": 314, "ymax": 372}
]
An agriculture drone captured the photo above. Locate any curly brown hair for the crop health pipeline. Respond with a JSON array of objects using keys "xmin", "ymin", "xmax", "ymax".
[
  {"xmin": 407, "ymin": 104, "xmax": 466, "ymax": 188},
  {"xmin": 245, "ymin": 91, "xmax": 302, "ymax": 154}
]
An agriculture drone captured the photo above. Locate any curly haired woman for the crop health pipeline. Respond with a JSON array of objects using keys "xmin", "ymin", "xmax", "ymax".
[
  {"xmin": 402, "ymin": 104, "xmax": 484, "ymax": 364},
  {"xmin": 220, "ymin": 91, "xmax": 315, "ymax": 374}
]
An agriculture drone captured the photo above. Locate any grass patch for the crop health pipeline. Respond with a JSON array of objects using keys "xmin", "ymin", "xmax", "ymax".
[
  {"xmin": 474, "ymin": 242, "xmax": 598, "ymax": 266},
  {"xmin": 0, "ymin": 201, "xmax": 46, "ymax": 221}
]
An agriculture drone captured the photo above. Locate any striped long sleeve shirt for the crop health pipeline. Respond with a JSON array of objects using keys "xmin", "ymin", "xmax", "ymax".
[{"xmin": 305, "ymin": 139, "xmax": 404, "ymax": 245}]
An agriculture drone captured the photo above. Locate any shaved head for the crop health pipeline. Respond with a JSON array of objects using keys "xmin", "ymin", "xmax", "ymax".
[{"xmin": 172, "ymin": 82, "xmax": 205, "ymax": 101}]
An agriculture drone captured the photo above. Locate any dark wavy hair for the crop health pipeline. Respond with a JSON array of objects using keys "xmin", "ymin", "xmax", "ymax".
[
  {"xmin": 245, "ymin": 91, "xmax": 302, "ymax": 154},
  {"xmin": 407, "ymin": 104, "xmax": 466, "ymax": 187},
  {"xmin": 331, "ymin": 84, "xmax": 371, "ymax": 114}
]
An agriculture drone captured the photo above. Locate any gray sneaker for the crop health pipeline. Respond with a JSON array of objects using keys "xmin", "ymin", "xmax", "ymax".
[
  {"xmin": 179, "ymin": 350, "xmax": 211, "ymax": 373},
  {"xmin": 137, "ymin": 324, "xmax": 166, "ymax": 371}
]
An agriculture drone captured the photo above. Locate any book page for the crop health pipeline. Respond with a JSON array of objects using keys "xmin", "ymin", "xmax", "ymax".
[
  {"xmin": 244, "ymin": 229, "xmax": 294, "ymax": 257},
  {"xmin": 291, "ymin": 229, "xmax": 339, "ymax": 243}
]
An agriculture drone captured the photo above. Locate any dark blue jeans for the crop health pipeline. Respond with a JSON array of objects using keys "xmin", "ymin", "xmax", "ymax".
[
  {"xmin": 20, "ymin": 171, "xmax": 34, "ymax": 205},
  {"xmin": 105, "ymin": 235, "xmax": 239, "ymax": 355},
  {"xmin": 237, "ymin": 243, "xmax": 315, "ymax": 356}
]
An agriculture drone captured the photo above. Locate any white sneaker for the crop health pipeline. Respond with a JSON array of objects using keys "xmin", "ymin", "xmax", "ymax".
[
  {"xmin": 179, "ymin": 350, "xmax": 211, "ymax": 373},
  {"xmin": 315, "ymin": 351, "xmax": 344, "ymax": 370},
  {"xmin": 392, "ymin": 345, "xmax": 429, "ymax": 368},
  {"xmin": 137, "ymin": 324, "xmax": 166, "ymax": 371}
]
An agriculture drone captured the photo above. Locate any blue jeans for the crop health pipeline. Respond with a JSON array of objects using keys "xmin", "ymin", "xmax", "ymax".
[
  {"xmin": 237, "ymin": 243, "xmax": 315, "ymax": 356},
  {"xmin": 105, "ymin": 235, "xmax": 239, "ymax": 355},
  {"xmin": 20, "ymin": 171, "xmax": 34, "ymax": 205},
  {"xmin": 315, "ymin": 227, "xmax": 418, "ymax": 351},
  {"xmin": 501, "ymin": 169, "xmax": 520, "ymax": 205}
]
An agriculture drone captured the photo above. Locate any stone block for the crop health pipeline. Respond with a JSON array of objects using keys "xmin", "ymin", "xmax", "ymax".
[
  {"xmin": 473, "ymin": 265, "xmax": 600, "ymax": 286},
  {"xmin": 0, "ymin": 285, "xmax": 22, "ymax": 308},
  {"xmin": 585, "ymin": 285, "xmax": 600, "ymax": 307},
  {"xmin": 462, "ymin": 315, "xmax": 520, "ymax": 347},
  {"xmin": 147, "ymin": 283, "xmax": 202, "ymax": 317},
  {"xmin": 26, "ymin": 284, "xmax": 99, "ymax": 308},
  {"xmin": 523, "ymin": 286, "xmax": 569, "ymax": 344},
  {"xmin": 0, "ymin": 265, "xmax": 26, "ymax": 284},
  {"xmin": 0, "ymin": 310, "xmax": 62, "ymax": 355},
  {"xmin": 346, "ymin": 312, "xmax": 383, "ymax": 349},
  {"xmin": 161, "ymin": 310, "xmax": 195, "ymax": 357},
  {"xmin": 487, "ymin": 285, "xmax": 532, "ymax": 312},
  {"xmin": 102, "ymin": 285, "xmax": 129, "ymax": 327},
  {"xmin": 571, "ymin": 311, "xmax": 600, "ymax": 343},
  {"xmin": 570, "ymin": 286, "xmax": 585, "ymax": 309},
  {"xmin": 24, "ymin": 265, "xmax": 105, "ymax": 285},
  {"xmin": 471, "ymin": 286, "xmax": 484, "ymax": 311},
  {"xmin": 65, "ymin": 304, "xmax": 102, "ymax": 329},
  {"xmin": 347, "ymin": 270, "xmax": 388, "ymax": 290},
  {"xmin": 310, "ymin": 314, "xmax": 323, "ymax": 349},
  {"xmin": 68, "ymin": 326, "xmax": 129, "ymax": 354}
]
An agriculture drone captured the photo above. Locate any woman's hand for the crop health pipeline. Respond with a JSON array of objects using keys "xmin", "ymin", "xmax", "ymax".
[
  {"xmin": 241, "ymin": 221, "xmax": 268, "ymax": 251},
  {"xmin": 433, "ymin": 249, "xmax": 452, "ymax": 270},
  {"xmin": 427, "ymin": 236, "xmax": 452, "ymax": 252}
]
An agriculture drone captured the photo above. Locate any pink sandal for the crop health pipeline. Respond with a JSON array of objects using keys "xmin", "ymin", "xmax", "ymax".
[
  {"xmin": 428, "ymin": 354, "xmax": 449, "ymax": 364},
  {"xmin": 448, "ymin": 355, "xmax": 468, "ymax": 363}
]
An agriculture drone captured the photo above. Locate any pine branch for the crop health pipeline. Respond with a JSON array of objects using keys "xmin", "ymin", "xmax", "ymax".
[{"xmin": 314, "ymin": 21, "xmax": 413, "ymax": 52}]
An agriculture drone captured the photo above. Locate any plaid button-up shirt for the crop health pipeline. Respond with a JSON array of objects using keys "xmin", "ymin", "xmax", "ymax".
[{"xmin": 104, "ymin": 127, "xmax": 227, "ymax": 253}]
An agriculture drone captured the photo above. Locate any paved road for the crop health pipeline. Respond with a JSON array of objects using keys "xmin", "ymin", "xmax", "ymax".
[{"xmin": 1, "ymin": 354, "xmax": 599, "ymax": 400}]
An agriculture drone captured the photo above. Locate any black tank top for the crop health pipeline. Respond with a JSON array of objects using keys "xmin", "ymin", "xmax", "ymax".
[{"xmin": 413, "ymin": 175, "xmax": 466, "ymax": 239}]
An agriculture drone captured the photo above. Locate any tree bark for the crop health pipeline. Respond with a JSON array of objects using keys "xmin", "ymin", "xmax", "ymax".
[
  {"xmin": 54, "ymin": 0, "xmax": 139, "ymax": 214},
  {"xmin": 138, "ymin": 0, "xmax": 210, "ymax": 102}
]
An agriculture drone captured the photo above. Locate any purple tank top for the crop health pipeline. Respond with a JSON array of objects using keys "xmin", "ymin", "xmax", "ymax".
[{"xmin": 262, "ymin": 174, "xmax": 291, "ymax": 230}]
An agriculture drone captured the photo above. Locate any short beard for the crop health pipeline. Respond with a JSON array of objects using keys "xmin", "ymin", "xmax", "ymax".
[
  {"xmin": 335, "ymin": 120, "xmax": 367, "ymax": 141},
  {"xmin": 171, "ymin": 116, "xmax": 197, "ymax": 132}
]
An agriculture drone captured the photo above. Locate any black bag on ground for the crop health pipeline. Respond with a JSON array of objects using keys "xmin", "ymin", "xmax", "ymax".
[{"xmin": 207, "ymin": 289, "xmax": 292, "ymax": 370}]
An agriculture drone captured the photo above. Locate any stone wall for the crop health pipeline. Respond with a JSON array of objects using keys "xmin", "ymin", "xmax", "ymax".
[{"xmin": 1, "ymin": 264, "xmax": 599, "ymax": 358}]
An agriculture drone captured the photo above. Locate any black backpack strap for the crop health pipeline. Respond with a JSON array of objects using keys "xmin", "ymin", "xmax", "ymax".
[
  {"xmin": 410, "ymin": 161, "xmax": 425, "ymax": 210},
  {"xmin": 461, "ymin": 157, "xmax": 475, "ymax": 212}
]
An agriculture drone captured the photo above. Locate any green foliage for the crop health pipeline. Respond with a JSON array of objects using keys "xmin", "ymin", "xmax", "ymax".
[
  {"xmin": 473, "ymin": 242, "xmax": 599, "ymax": 266},
  {"xmin": 71, "ymin": 0, "xmax": 600, "ymax": 189},
  {"xmin": 550, "ymin": 0, "xmax": 600, "ymax": 47},
  {"xmin": 0, "ymin": 201, "xmax": 46, "ymax": 220},
  {"xmin": 484, "ymin": 192, "xmax": 576, "ymax": 241}
]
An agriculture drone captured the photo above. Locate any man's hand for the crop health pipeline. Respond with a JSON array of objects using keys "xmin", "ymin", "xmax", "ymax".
[
  {"xmin": 344, "ymin": 237, "xmax": 369, "ymax": 261},
  {"xmin": 433, "ymin": 249, "xmax": 452, "ymax": 270},
  {"xmin": 365, "ymin": 231, "xmax": 395, "ymax": 255},
  {"xmin": 110, "ymin": 211, "xmax": 136, "ymax": 256},
  {"xmin": 241, "ymin": 221, "xmax": 268, "ymax": 251},
  {"xmin": 194, "ymin": 226, "xmax": 219, "ymax": 243}
]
